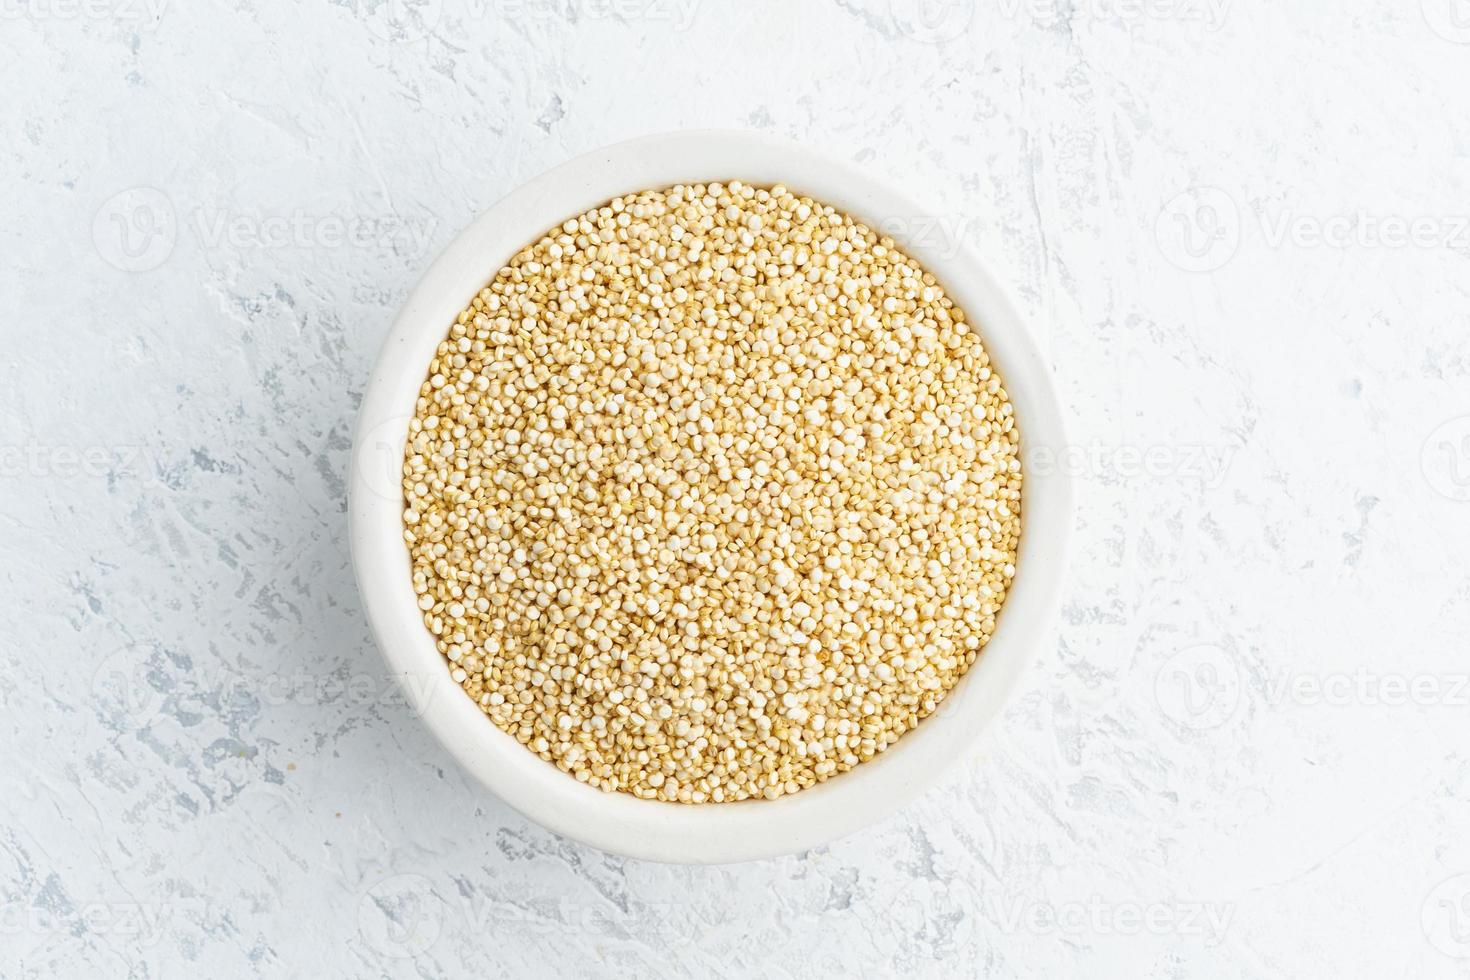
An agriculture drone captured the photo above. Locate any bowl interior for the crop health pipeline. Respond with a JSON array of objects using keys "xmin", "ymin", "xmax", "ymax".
[{"xmin": 350, "ymin": 130, "xmax": 1072, "ymax": 864}]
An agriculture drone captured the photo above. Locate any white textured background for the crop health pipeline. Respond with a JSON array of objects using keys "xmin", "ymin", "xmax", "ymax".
[{"xmin": 4, "ymin": 0, "xmax": 1470, "ymax": 976}]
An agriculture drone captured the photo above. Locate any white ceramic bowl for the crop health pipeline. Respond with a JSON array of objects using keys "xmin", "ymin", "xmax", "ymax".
[{"xmin": 350, "ymin": 130, "xmax": 1072, "ymax": 864}]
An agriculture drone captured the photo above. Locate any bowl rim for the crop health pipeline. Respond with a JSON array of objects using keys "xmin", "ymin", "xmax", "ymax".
[{"xmin": 349, "ymin": 129, "xmax": 1073, "ymax": 864}]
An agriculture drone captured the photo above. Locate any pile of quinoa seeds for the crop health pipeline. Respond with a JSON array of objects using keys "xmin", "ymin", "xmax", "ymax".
[{"xmin": 402, "ymin": 181, "xmax": 1022, "ymax": 804}]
